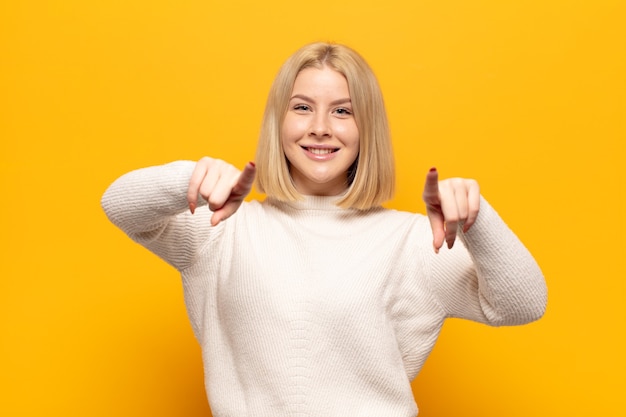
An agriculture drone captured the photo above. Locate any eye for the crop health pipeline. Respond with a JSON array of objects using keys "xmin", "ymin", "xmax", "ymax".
[
  {"xmin": 293, "ymin": 104, "xmax": 311, "ymax": 112},
  {"xmin": 334, "ymin": 107, "xmax": 353, "ymax": 116}
]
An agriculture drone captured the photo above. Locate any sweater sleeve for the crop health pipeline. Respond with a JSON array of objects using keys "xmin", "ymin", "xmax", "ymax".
[
  {"xmin": 428, "ymin": 196, "xmax": 547, "ymax": 326},
  {"xmin": 101, "ymin": 160, "xmax": 217, "ymax": 271}
]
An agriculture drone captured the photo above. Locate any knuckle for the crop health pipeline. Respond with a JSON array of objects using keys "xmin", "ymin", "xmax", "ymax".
[
  {"xmin": 446, "ymin": 214, "xmax": 460, "ymax": 223},
  {"xmin": 199, "ymin": 185, "xmax": 212, "ymax": 200},
  {"xmin": 207, "ymin": 195, "xmax": 222, "ymax": 207},
  {"xmin": 197, "ymin": 157, "xmax": 213, "ymax": 170}
]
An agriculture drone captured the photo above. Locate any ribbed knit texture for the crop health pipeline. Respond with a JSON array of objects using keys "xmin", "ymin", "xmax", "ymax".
[{"xmin": 102, "ymin": 161, "xmax": 547, "ymax": 417}]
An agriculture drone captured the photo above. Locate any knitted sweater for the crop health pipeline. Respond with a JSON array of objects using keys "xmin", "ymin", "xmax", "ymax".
[{"xmin": 101, "ymin": 160, "xmax": 547, "ymax": 417}]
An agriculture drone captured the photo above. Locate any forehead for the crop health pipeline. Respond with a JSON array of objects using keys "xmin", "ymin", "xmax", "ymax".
[{"xmin": 291, "ymin": 66, "xmax": 350, "ymax": 97}]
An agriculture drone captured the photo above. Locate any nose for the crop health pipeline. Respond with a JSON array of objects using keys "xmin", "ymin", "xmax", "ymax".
[{"xmin": 308, "ymin": 113, "xmax": 331, "ymax": 138}]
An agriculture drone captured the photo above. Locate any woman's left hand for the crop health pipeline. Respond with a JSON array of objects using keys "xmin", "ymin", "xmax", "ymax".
[{"xmin": 422, "ymin": 168, "xmax": 481, "ymax": 253}]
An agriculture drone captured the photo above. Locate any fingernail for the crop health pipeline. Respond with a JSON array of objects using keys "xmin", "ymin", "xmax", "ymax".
[
  {"xmin": 429, "ymin": 167, "xmax": 437, "ymax": 172},
  {"xmin": 189, "ymin": 204, "xmax": 195, "ymax": 214},
  {"xmin": 249, "ymin": 161, "xmax": 256, "ymax": 167}
]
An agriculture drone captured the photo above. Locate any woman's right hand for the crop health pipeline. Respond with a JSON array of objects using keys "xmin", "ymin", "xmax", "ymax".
[{"xmin": 187, "ymin": 157, "xmax": 257, "ymax": 226}]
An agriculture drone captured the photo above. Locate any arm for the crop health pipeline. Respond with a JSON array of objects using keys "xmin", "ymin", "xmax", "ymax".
[
  {"xmin": 423, "ymin": 169, "xmax": 547, "ymax": 326},
  {"xmin": 101, "ymin": 158, "xmax": 256, "ymax": 270}
]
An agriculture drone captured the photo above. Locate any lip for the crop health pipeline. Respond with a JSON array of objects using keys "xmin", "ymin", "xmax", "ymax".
[{"xmin": 300, "ymin": 145, "xmax": 340, "ymax": 161}]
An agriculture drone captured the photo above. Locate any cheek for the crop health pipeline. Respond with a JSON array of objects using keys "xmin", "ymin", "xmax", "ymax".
[
  {"xmin": 282, "ymin": 115, "xmax": 307, "ymax": 141},
  {"xmin": 280, "ymin": 120, "xmax": 298, "ymax": 161},
  {"xmin": 337, "ymin": 122, "xmax": 360, "ymax": 146}
]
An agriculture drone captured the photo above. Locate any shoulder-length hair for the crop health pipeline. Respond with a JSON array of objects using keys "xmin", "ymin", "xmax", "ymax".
[{"xmin": 255, "ymin": 42, "xmax": 395, "ymax": 210}]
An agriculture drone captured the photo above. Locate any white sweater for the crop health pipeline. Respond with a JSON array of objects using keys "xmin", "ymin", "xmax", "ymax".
[{"xmin": 102, "ymin": 161, "xmax": 547, "ymax": 417}]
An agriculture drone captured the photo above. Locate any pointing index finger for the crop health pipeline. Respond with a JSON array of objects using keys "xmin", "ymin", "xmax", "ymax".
[
  {"xmin": 231, "ymin": 162, "xmax": 257, "ymax": 197},
  {"xmin": 422, "ymin": 167, "xmax": 439, "ymax": 203}
]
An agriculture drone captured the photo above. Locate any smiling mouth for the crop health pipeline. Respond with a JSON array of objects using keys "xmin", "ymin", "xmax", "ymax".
[{"xmin": 303, "ymin": 147, "xmax": 339, "ymax": 155}]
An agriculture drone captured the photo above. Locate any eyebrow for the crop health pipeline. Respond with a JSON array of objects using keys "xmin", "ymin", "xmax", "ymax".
[{"xmin": 289, "ymin": 94, "xmax": 352, "ymax": 106}]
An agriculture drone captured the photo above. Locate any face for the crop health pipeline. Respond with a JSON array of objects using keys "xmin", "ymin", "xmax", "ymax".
[{"xmin": 281, "ymin": 66, "xmax": 360, "ymax": 196}]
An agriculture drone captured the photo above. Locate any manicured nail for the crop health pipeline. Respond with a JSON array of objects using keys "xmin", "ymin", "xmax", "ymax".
[
  {"xmin": 189, "ymin": 203, "xmax": 196, "ymax": 214},
  {"xmin": 249, "ymin": 161, "xmax": 256, "ymax": 167},
  {"xmin": 429, "ymin": 167, "xmax": 437, "ymax": 172}
]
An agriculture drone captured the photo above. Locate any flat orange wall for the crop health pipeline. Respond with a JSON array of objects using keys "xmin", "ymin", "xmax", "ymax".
[{"xmin": 1, "ymin": 1, "xmax": 624, "ymax": 416}]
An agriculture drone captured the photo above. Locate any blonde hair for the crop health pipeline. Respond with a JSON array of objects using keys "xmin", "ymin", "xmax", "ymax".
[{"xmin": 255, "ymin": 42, "xmax": 395, "ymax": 210}]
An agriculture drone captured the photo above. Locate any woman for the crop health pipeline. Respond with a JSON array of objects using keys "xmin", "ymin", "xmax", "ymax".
[{"xmin": 102, "ymin": 42, "xmax": 547, "ymax": 416}]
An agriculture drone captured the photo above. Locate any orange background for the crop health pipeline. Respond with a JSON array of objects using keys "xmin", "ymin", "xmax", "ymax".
[{"xmin": 1, "ymin": 1, "xmax": 624, "ymax": 416}]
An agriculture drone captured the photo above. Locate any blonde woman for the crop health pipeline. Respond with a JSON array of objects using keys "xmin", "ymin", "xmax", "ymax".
[{"xmin": 102, "ymin": 42, "xmax": 547, "ymax": 416}]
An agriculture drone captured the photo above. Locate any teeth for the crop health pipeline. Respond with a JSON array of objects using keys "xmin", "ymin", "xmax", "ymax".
[{"xmin": 308, "ymin": 148, "xmax": 335, "ymax": 155}]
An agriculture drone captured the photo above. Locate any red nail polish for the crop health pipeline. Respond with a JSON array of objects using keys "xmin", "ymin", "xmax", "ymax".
[
  {"xmin": 429, "ymin": 167, "xmax": 437, "ymax": 172},
  {"xmin": 249, "ymin": 161, "xmax": 256, "ymax": 167}
]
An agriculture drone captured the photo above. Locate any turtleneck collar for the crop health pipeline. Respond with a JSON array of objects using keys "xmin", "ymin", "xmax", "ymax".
[{"xmin": 264, "ymin": 195, "xmax": 347, "ymax": 211}]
